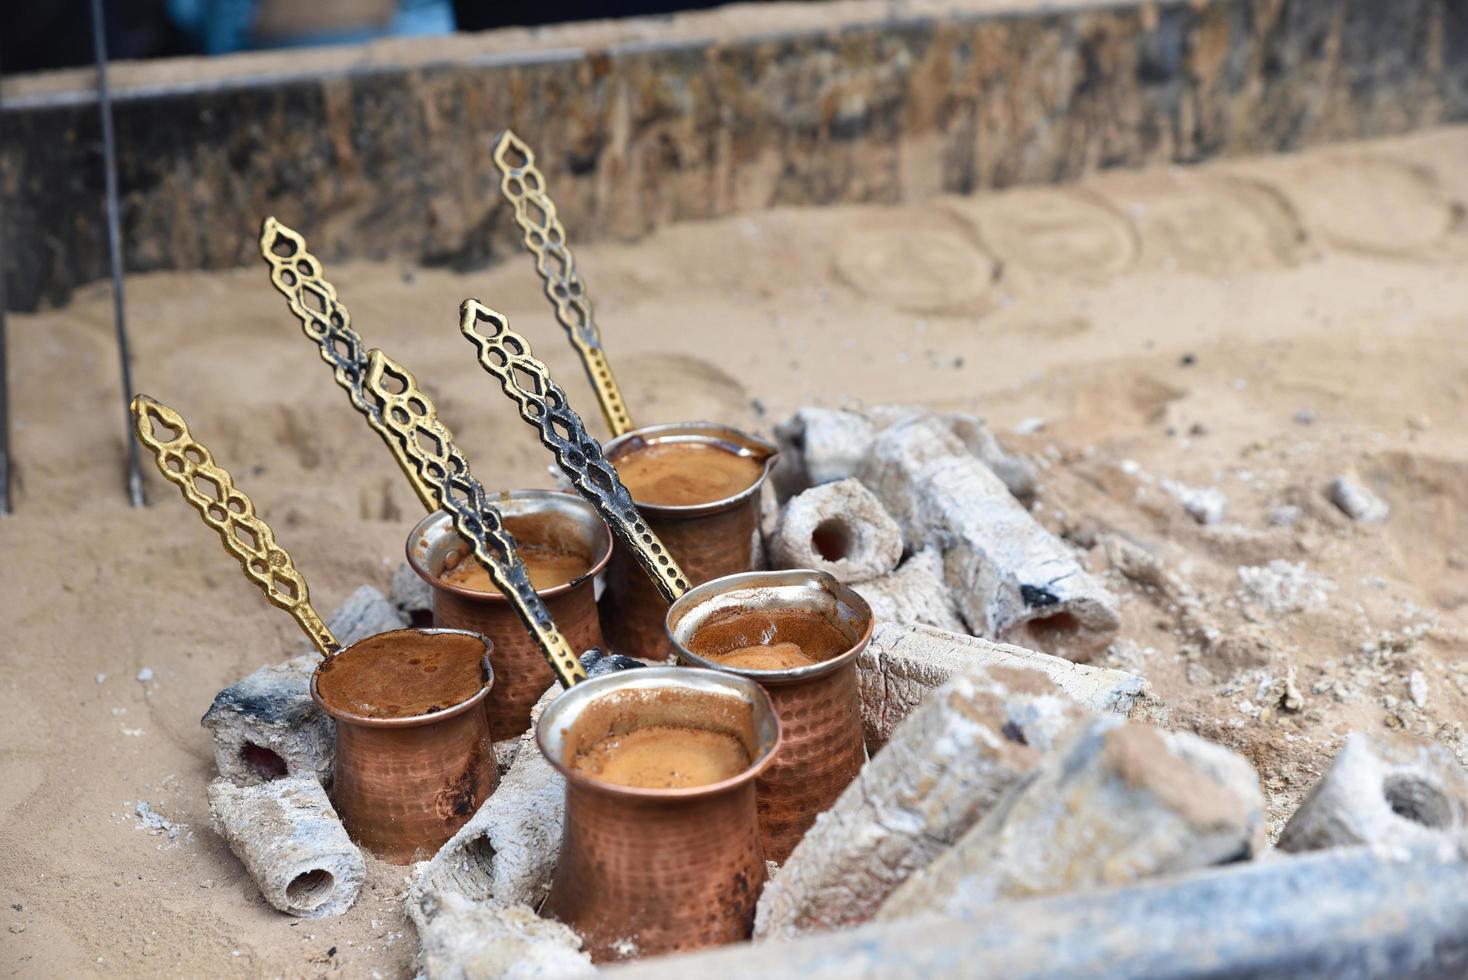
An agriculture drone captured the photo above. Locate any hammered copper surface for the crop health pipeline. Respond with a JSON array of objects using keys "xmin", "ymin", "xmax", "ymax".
[
  {"xmin": 407, "ymin": 495, "xmax": 612, "ymax": 740},
  {"xmin": 666, "ymin": 570, "xmax": 874, "ymax": 864},
  {"xmin": 756, "ymin": 663, "xmax": 866, "ymax": 863},
  {"xmin": 538, "ymin": 667, "xmax": 780, "ymax": 963},
  {"xmin": 311, "ymin": 629, "xmax": 499, "ymax": 865},
  {"xmin": 547, "ymin": 780, "xmax": 765, "ymax": 961},
  {"xmin": 432, "ymin": 586, "xmax": 599, "ymax": 740},
  {"xmin": 600, "ymin": 424, "xmax": 776, "ymax": 661}
]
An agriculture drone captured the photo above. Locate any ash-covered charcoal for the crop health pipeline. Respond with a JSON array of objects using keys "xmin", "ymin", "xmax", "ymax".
[
  {"xmin": 1279, "ymin": 732, "xmax": 1468, "ymax": 853},
  {"xmin": 201, "ymin": 586, "xmax": 405, "ymax": 787},
  {"xmin": 769, "ymin": 479, "xmax": 903, "ymax": 584},
  {"xmin": 753, "ymin": 661, "xmax": 1090, "ymax": 939},
  {"xmin": 880, "ymin": 717, "xmax": 1266, "ymax": 919},
  {"xmin": 207, "ymin": 776, "xmax": 365, "ymax": 919},
  {"xmin": 856, "ymin": 622, "xmax": 1158, "ymax": 754},
  {"xmin": 579, "ymin": 648, "xmax": 646, "ymax": 677},
  {"xmin": 861, "ymin": 417, "xmax": 1120, "ymax": 661},
  {"xmin": 408, "ymin": 686, "xmax": 564, "ymax": 909},
  {"xmin": 773, "ymin": 406, "xmax": 1036, "ymax": 503},
  {"xmin": 202, "ymin": 655, "xmax": 334, "ymax": 787},
  {"xmin": 390, "ymin": 560, "xmax": 435, "ymax": 626},
  {"xmin": 409, "ymin": 890, "xmax": 592, "ymax": 980},
  {"xmin": 1326, "ymin": 475, "xmax": 1390, "ymax": 522},
  {"xmin": 853, "ymin": 548, "xmax": 966, "ymax": 634}
]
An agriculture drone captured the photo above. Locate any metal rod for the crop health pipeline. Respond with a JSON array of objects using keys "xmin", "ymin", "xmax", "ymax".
[
  {"xmin": 89, "ymin": 0, "xmax": 145, "ymax": 507},
  {"xmin": 0, "ymin": 144, "xmax": 9, "ymax": 516}
]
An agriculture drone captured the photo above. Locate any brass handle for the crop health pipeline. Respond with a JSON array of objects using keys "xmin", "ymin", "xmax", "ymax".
[
  {"xmin": 492, "ymin": 130, "xmax": 634, "ymax": 437},
  {"xmin": 459, "ymin": 300, "xmax": 690, "ymax": 605},
  {"xmin": 130, "ymin": 394, "xmax": 339, "ymax": 658},
  {"xmin": 362, "ymin": 349, "xmax": 588, "ymax": 688},
  {"xmin": 258, "ymin": 217, "xmax": 439, "ymax": 512}
]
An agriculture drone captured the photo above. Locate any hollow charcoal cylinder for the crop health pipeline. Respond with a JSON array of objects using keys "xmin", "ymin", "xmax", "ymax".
[
  {"xmin": 861, "ymin": 417, "xmax": 1119, "ymax": 661},
  {"xmin": 408, "ymin": 685, "xmax": 564, "ymax": 910},
  {"xmin": 769, "ymin": 479, "xmax": 902, "ymax": 584},
  {"xmin": 207, "ymin": 776, "xmax": 365, "ymax": 919},
  {"xmin": 1278, "ymin": 732, "xmax": 1468, "ymax": 853},
  {"xmin": 201, "ymin": 586, "xmax": 405, "ymax": 786}
]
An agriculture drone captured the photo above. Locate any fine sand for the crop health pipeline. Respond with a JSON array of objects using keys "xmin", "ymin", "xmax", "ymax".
[{"xmin": 3, "ymin": 125, "xmax": 1468, "ymax": 977}]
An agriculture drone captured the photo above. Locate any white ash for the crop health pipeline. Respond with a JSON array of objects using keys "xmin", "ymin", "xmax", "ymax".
[
  {"xmin": 1326, "ymin": 476, "xmax": 1389, "ymax": 523},
  {"xmin": 133, "ymin": 801, "xmax": 186, "ymax": 844},
  {"xmin": 1267, "ymin": 505, "xmax": 1303, "ymax": 527},
  {"xmin": 1161, "ymin": 478, "xmax": 1228, "ymax": 525},
  {"xmin": 1237, "ymin": 561, "xmax": 1337, "ymax": 615}
]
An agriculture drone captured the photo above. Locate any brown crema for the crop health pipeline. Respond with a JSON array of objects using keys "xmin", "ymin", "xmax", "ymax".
[
  {"xmin": 315, "ymin": 631, "xmax": 487, "ymax": 719},
  {"xmin": 437, "ymin": 513, "xmax": 593, "ymax": 594},
  {"xmin": 571, "ymin": 725, "xmax": 751, "ymax": 789},
  {"xmin": 688, "ymin": 606, "xmax": 853, "ymax": 669},
  {"xmin": 613, "ymin": 442, "xmax": 764, "ymax": 507}
]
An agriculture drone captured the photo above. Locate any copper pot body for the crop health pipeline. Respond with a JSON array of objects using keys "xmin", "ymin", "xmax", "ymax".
[
  {"xmin": 538, "ymin": 667, "xmax": 781, "ymax": 962},
  {"xmin": 666, "ymin": 569, "xmax": 874, "ymax": 863},
  {"xmin": 311, "ymin": 628, "xmax": 499, "ymax": 864},
  {"xmin": 600, "ymin": 422, "xmax": 778, "ymax": 660},
  {"xmin": 407, "ymin": 491, "xmax": 612, "ymax": 740}
]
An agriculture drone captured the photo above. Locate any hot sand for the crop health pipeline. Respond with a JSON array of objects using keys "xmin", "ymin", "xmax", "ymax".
[{"xmin": 3, "ymin": 125, "xmax": 1468, "ymax": 976}]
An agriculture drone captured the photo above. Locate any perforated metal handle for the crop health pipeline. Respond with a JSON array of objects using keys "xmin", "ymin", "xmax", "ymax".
[
  {"xmin": 131, "ymin": 394, "xmax": 339, "ymax": 658},
  {"xmin": 258, "ymin": 217, "xmax": 438, "ymax": 512},
  {"xmin": 459, "ymin": 300, "xmax": 689, "ymax": 605},
  {"xmin": 492, "ymin": 130, "xmax": 634, "ymax": 437},
  {"xmin": 362, "ymin": 349, "xmax": 588, "ymax": 688}
]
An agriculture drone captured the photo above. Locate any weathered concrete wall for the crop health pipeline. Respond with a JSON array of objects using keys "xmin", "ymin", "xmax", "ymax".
[{"xmin": 3, "ymin": 0, "xmax": 1466, "ymax": 310}]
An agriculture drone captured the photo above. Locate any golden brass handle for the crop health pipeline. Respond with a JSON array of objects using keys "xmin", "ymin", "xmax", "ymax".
[
  {"xmin": 362, "ymin": 349, "xmax": 588, "ymax": 688},
  {"xmin": 258, "ymin": 216, "xmax": 439, "ymax": 512},
  {"xmin": 131, "ymin": 394, "xmax": 339, "ymax": 658},
  {"xmin": 492, "ymin": 130, "xmax": 634, "ymax": 437},
  {"xmin": 459, "ymin": 300, "xmax": 689, "ymax": 605}
]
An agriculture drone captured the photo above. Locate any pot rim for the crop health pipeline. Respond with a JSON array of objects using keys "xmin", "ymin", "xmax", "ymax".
[
  {"xmin": 536, "ymin": 666, "xmax": 783, "ymax": 800},
  {"xmin": 663, "ymin": 569, "xmax": 875, "ymax": 687},
  {"xmin": 602, "ymin": 421, "xmax": 779, "ymax": 518},
  {"xmin": 405, "ymin": 489, "xmax": 614, "ymax": 603},
  {"xmin": 311, "ymin": 627, "xmax": 496, "ymax": 729}
]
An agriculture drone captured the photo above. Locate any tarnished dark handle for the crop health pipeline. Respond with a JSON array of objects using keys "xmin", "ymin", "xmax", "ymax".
[
  {"xmin": 459, "ymin": 300, "xmax": 690, "ymax": 605},
  {"xmin": 492, "ymin": 130, "xmax": 634, "ymax": 437},
  {"xmin": 258, "ymin": 217, "xmax": 439, "ymax": 512},
  {"xmin": 363, "ymin": 349, "xmax": 588, "ymax": 688}
]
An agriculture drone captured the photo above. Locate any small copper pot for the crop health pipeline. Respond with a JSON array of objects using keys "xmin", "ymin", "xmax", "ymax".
[
  {"xmin": 665, "ymin": 569, "xmax": 873, "ymax": 864},
  {"xmin": 600, "ymin": 422, "xmax": 778, "ymax": 660},
  {"xmin": 310, "ymin": 628, "xmax": 499, "ymax": 864},
  {"xmin": 406, "ymin": 491, "xmax": 612, "ymax": 740},
  {"xmin": 539, "ymin": 666, "xmax": 781, "ymax": 962}
]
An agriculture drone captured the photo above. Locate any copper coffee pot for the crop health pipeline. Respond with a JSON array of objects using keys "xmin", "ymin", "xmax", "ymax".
[
  {"xmin": 665, "ymin": 569, "xmax": 873, "ymax": 863},
  {"xmin": 599, "ymin": 422, "xmax": 777, "ymax": 659},
  {"xmin": 458, "ymin": 302, "xmax": 783, "ymax": 661},
  {"xmin": 489, "ymin": 136, "xmax": 780, "ymax": 657},
  {"xmin": 130, "ymin": 395, "xmax": 499, "ymax": 863},
  {"xmin": 406, "ymin": 491, "xmax": 612, "ymax": 739},
  {"xmin": 258, "ymin": 219, "xmax": 590, "ymax": 691},
  {"xmin": 537, "ymin": 666, "xmax": 781, "ymax": 961}
]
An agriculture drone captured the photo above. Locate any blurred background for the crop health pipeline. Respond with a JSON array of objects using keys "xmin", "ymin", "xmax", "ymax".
[{"xmin": 1, "ymin": 0, "xmax": 740, "ymax": 72}]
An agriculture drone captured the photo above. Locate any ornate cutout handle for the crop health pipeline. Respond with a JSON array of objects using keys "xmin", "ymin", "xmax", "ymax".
[
  {"xmin": 362, "ymin": 349, "xmax": 588, "ymax": 688},
  {"xmin": 258, "ymin": 217, "xmax": 439, "ymax": 512},
  {"xmin": 492, "ymin": 130, "xmax": 634, "ymax": 437},
  {"xmin": 131, "ymin": 395, "xmax": 339, "ymax": 658},
  {"xmin": 459, "ymin": 300, "xmax": 689, "ymax": 605}
]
